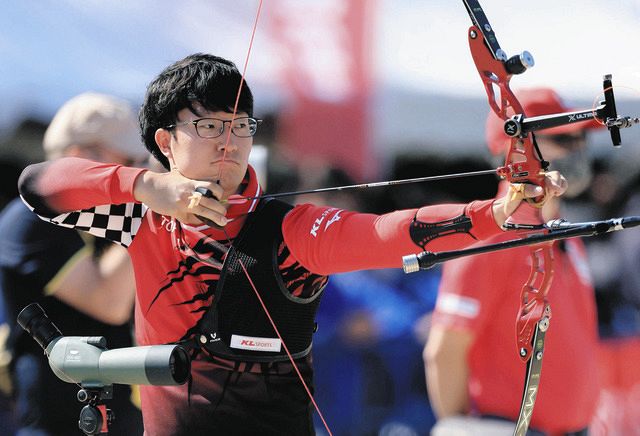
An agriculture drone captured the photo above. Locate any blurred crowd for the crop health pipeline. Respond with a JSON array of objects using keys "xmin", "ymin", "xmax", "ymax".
[{"xmin": 0, "ymin": 91, "xmax": 640, "ymax": 436}]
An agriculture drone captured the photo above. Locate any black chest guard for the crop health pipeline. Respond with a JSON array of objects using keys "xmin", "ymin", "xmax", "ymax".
[{"xmin": 196, "ymin": 199, "xmax": 325, "ymax": 362}]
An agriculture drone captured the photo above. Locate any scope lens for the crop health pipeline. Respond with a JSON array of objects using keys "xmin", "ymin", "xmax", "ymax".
[
  {"xmin": 169, "ymin": 347, "xmax": 191, "ymax": 385},
  {"xmin": 17, "ymin": 303, "xmax": 63, "ymax": 350}
]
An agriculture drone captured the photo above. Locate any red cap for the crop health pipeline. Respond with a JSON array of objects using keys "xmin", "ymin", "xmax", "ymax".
[{"xmin": 485, "ymin": 88, "xmax": 603, "ymax": 155}]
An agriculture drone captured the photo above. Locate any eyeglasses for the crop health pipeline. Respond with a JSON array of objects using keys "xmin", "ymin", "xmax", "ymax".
[{"xmin": 166, "ymin": 117, "xmax": 262, "ymax": 138}]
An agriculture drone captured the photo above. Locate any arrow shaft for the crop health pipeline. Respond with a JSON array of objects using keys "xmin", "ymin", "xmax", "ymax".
[{"xmin": 247, "ymin": 168, "xmax": 498, "ymax": 201}]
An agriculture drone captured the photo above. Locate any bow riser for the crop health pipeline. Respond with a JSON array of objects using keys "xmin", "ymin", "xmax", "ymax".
[
  {"xmin": 468, "ymin": 20, "xmax": 553, "ymax": 362},
  {"xmin": 516, "ymin": 245, "xmax": 554, "ymax": 360}
]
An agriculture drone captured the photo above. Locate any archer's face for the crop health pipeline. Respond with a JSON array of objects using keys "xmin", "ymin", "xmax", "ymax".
[
  {"xmin": 159, "ymin": 108, "xmax": 253, "ymax": 198},
  {"xmin": 535, "ymin": 132, "xmax": 586, "ymax": 162}
]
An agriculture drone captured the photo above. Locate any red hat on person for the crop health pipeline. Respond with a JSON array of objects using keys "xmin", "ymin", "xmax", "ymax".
[{"xmin": 485, "ymin": 87, "xmax": 603, "ymax": 155}]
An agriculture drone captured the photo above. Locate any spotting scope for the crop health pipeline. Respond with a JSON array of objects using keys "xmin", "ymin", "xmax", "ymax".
[{"xmin": 17, "ymin": 303, "xmax": 190, "ymax": 387}]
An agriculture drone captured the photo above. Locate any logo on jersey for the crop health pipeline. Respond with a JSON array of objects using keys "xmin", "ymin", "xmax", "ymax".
[
  {"xmin": 230, "ymin": 334, "xmax": 282, "ymax": 352},
  {"xmin": 160, "ymin": 215, "xmax": 176, "ymax": 232},
  {"xmin": 325, "ymin": 210, "xmax": 342, "ymax": 230},
  {"xmin": 310, "ymin": 208, "xmax": 342, "ymax": 237}
]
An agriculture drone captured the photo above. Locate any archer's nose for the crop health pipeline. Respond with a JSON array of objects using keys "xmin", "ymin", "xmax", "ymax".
[{"xmin": 215, "ymin": 137, "xmax": 239, "ymax": 153}]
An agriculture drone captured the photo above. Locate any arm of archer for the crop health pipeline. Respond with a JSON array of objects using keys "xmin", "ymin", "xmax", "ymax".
[{"xmin": 46, "ymin": 243, "xmax": 135, "ymax": 325}]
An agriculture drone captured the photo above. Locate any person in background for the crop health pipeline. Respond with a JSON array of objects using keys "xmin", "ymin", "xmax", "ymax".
[
  {"xmin": 0, "ymin": 158, "xmax": 24, "ymax": 436},
  {"xmin": 424, "ymin": 88, "xmax": 602, "ymax": 436},
  {"xmin": 0, "ymin": 93, "xmax": 146, "ymax": 435},
  {"xmin": 17, "ymin": 53, "xmax": 566, "ymax": 435}
]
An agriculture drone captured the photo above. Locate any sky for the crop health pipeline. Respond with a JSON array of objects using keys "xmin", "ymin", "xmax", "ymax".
[
  {"xmin": 0, "ymin": 0, "xmax": 638, "ymax": 154},
  {"xmin": 377, "ymin": 0, "xmax": 640, "ymax": 97}
]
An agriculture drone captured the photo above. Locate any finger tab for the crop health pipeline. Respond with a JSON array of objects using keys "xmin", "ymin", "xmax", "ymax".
[{"xmin": 194, "ymin": 187, "xmax": 214, "ymax": 198}]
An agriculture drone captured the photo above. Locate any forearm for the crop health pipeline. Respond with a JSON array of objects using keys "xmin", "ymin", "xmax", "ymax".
[
  {"xmin": 424, "ymin": 326, "xmax": 472, "ymax": 418},
  {"xmin": 282, "ymin": 200, "xmax": 500, "ymax": 275},
  {"xmin": 46, "ymin": 244, "xmax": 135, "ymax": 325},
  {"xmin": 19, "ymin": 157, "xmax": 144, "ymax": 216}
]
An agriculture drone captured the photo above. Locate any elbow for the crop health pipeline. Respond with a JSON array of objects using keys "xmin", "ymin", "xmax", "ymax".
[
  {"xmin": 423, "ymin": 340, "xmax": 443, "ymax": 368},
  {"xmin": 18, "ymin": 162, "xmax": 58, "ymax": 217},
  {"xmin": 101, "ymin": 296, "xmax": 134, "ymax": 326},
  {"xmin": 87, "ymin": 293, "xmax": 134, "ymax": 326},
  {"xmin": 92, "ymin": 310, "xmax": 132, "ymax": 326},
  {"xmin": 102, "ymin": 310, "xmax": 133, "ymax": 326},
  {"xmin": 18, "ymin": 162, "xmax": 46, "ymax": 198}
]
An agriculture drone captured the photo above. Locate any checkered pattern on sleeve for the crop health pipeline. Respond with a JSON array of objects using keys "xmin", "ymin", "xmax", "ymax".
[{"xmin": 43, "ymin": 203, "xmax": 147, "ymax": 247}]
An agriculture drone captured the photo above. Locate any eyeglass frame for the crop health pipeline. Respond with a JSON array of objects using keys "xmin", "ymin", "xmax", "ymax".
[{"xmin": 165, "ymin": 117, "xmax": 263, "ymax": 139}]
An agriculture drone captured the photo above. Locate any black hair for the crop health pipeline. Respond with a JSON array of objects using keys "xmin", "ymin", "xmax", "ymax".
[{"xmin": 139, "ymin": 53, "xmax": 254, "ymax": 169}]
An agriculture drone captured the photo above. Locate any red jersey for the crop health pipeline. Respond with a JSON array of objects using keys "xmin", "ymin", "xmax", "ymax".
[
  {"xmin": 20, "ymin": 157, "xmax": 504, "ymax": 435},
  {"xmin": 432, "ymin": 234, "xmax": 600, "ymax": 434},
  {"xmin": 21, "ymin": 157, "xmax": 502, "ymax": 347}
]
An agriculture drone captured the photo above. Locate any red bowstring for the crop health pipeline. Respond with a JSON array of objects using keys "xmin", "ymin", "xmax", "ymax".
[
  {"xmin": 237, "ymin": 255, "xmax": 333, "ymax": 435},
  {"xmin": 215, "ymin": 0, "xmax": 263, "ymax": 184},
  {"xmin": 216, "ymin": 1, "xmax": 333, "ymax": 434}
]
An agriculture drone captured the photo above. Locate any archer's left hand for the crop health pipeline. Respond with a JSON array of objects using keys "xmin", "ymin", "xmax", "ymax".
[{"xmin": 492, "ymin": 171, "xmax": 567, "ymax": 228}]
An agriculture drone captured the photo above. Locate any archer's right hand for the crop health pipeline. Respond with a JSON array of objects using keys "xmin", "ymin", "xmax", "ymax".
[{"xmin": 133, "ymin": 169, "xmax": 229, "ymax": 226}]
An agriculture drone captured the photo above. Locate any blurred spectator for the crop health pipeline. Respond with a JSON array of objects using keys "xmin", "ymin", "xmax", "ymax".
[
  {"xmin": 565, "ymin": 160, "xmax": 640, "ymax": 338},
  {"xmin": 425, "ymin": 88, "xmax": 601, "ymax": 435},
  {"xmin": 0, "ymin": 93, "xmax": 146, "ymax": 435},
  {"xmin": 0, "ymin": 158, "xmax": 24, "ymax": 435},
  {"xmin": 0, "ymin": 159, "xmax": 24, "ymax": 212},
  {"xmin": 581, "ymin": 165, "xmax": 640, "ymax": 434}
]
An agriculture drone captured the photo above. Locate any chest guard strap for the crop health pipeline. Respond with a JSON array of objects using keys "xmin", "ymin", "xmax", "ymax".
[{"xmin": 197, "ymin": 199, "xmax": 325, "ymax": 362}]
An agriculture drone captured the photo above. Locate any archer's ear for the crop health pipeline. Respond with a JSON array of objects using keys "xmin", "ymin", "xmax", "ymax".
[{"xmin": 155, "ymin": 128, "xmax": 172, "ymax": 158}]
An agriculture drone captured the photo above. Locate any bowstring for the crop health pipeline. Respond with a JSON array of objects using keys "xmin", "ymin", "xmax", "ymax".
[{"xmin": 213, "ymin": 1, "xmax": 333, "ymax": 434}]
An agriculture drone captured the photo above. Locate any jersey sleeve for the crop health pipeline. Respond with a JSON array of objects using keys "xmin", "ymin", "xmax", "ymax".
[
  {"xmin": 18, "ymin": 157, "xmax": 148, "ymax": 247},
  {"xmin": 281, "ymin": 200, "xmax": 500, "ymax": 275}
]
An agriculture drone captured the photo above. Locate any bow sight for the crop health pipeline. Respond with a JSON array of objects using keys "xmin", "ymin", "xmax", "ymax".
[
  {"xmin": 463, "ymin": 0, "xmax": 639, "ymax": 162},
  {"xmin": 503, "ymin": 74, "xmax": 640, "ymax": 146}
]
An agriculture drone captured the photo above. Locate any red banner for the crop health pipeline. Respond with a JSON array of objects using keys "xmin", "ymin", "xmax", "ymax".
[{"xmin": 268, "ymin": 0, "xmax": 375, "ymax": 180}]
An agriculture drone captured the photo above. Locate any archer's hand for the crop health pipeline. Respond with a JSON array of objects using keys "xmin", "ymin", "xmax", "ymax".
[
  {"xmin": 133, "ymin": 169, "xmax": 229, "ymax": 226},
  {"xmin": 492, "ymin": 171, "xmax": 567, "ymax": 228}
]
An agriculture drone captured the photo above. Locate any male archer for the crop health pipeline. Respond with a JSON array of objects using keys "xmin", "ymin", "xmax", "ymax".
[{"xmin": 18, "ymin": 54, "xmax": 566, "ymax": 435}]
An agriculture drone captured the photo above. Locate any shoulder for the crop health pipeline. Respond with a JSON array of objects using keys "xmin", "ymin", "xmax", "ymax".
[
  {"xmin": 0, "ymin": 198, "xmax": 73, "ymax": 242},
  {"xmin": 0, "ymin": 210, "xmax": 83, "ymax": 272}
]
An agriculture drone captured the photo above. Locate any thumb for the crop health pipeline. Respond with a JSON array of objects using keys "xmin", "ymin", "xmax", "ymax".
[
  {"xmin": 493, "ymin": 183, "xmax": 544, "ymax": 228},
  {"xmin": 523, "ymin": 184, "xmax": 545, "ymax": 198}
]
